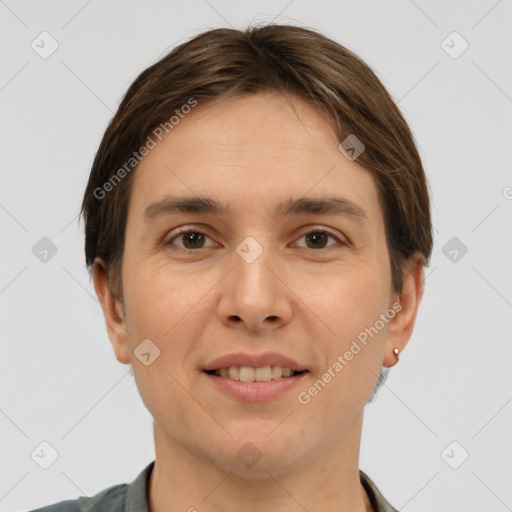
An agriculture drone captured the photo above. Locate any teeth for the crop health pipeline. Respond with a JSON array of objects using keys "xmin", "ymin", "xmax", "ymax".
[
  {"xmin": 254, "ymin": 366, "xmax": 272, "ymax": 382},
  {"xmin": 271, "ymin": 366, "xmax": 282, "ymax": 379},
  {"xmin": 239, "ymin": 367, "xmax": 255, "ymax": 382},
  {"xmin": 228, "ymin": 366, "xmax": 239, "ymax": 380},
  {"xmin": 214, "ymin": 365, "xmax": 301, "ymax": 381}
]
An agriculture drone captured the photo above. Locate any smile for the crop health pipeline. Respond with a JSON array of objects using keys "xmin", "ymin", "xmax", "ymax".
[{"xmin": 205, "ymin": 365, "xmax": 306, "ymax": 381}]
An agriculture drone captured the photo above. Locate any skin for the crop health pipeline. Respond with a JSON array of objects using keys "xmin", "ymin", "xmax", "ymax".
[{"xmin": 93, "ymin": 92, "xmax": 425, "ymax": 512}]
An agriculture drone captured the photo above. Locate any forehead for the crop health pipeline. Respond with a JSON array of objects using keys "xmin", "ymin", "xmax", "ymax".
[{"xmin": 128, "ymin": 93, "xmax": 383, "ymax": 226}]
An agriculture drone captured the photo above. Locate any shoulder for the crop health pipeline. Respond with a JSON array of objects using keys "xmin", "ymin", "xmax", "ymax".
[
  {"xmin": 28, "ymin": 461, "xmax": 155, "ymax": 512},
  {"xmin": 359, "ymin": 469, "xmax": 398, "ymax": 512},
  {"xmin": 28, "ymin": 481, "xmax": 128, "ymax": 512}
]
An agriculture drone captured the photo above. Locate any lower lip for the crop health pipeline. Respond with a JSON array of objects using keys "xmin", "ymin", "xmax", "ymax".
[{"xmin": 203, "ymin": 372, "xmax": 308, "ymax": 401}]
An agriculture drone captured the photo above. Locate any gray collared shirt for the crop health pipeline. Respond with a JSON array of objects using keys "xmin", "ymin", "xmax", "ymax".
[{"xmin": 29, "ymin": 461, "xmax": 398, "ymax": 512}]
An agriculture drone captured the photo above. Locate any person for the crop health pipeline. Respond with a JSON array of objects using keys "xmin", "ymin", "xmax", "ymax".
[{"xmin": 31, "ymin": 23, "xmax": 432, "ymax": 512}]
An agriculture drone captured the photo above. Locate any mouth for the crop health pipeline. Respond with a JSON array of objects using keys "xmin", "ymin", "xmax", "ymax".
[
  {"xmin": 201, "ymin": 352, "xmax": 310, "ymax": 401},
  {"xmin": 202, "ymin": 365, "xmax": 309, "ymax": 402},
  {"xmin": 203, "ymin": 366, "xmax": 309, "ymax": 381}
]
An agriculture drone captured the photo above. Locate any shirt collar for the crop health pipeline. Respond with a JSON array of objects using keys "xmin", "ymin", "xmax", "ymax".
[
  {"xmin": 124, "ymin": 460, "xmax": 154, "ymax": 512},
  {"xmin": 360, "ymin": 469, "xmax": 398, "ymax": 512}
]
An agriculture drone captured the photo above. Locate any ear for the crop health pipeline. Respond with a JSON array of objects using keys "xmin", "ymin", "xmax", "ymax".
[
  {"xmin": 92, "ymin": 258, "xmax": 131, "ymax": 365},
  {"xmin": 382, "ymin": 252, "xmax": 425, "ymax": 368}
]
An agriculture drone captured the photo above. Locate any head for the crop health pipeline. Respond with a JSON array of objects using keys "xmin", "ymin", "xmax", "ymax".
[{"xmin": 83, "ymin": 24, "xmax": 432, "ymax": 474}]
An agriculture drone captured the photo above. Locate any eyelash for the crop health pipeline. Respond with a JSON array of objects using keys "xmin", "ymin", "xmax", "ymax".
[{"xmin": 164, "ymin": 227, "xmax": 345, "ymax": 251}]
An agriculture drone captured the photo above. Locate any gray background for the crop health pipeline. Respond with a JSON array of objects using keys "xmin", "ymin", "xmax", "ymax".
[{"xmin": 1, "ymin": 1, "xmax": 511, "ymax": 510}]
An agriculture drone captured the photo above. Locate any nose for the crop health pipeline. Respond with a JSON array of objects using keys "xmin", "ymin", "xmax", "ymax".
[{"xmin": 216, "ymin": 242, "xmax": 293, "ymax": 333}]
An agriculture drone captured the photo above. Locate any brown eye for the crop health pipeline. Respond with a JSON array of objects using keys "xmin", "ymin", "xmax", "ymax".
[
  {"xmin": 166, "ymin": 230, "xmax": 216, "ymax": 250},
  {"xmin": 180, "ymin": 232, "xmax": 205, "ymax": 249},
  {"xmin": 296, "ymin": 229, "xmax": 342, "ymax": 249},
  {"xmin": 304, "ymin": 232, "xmax": 329, "ymax": 248}
]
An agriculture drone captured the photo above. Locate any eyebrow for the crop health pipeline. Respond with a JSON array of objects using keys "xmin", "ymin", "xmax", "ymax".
[{"xmin": 143, "ymin": 195, "xmax": 367, "ymax": 223}]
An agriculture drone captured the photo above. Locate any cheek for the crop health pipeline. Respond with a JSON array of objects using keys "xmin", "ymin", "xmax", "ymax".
[
  {"xmin": 296, "ymin": 276, "xmax": 389, "ymax": 417},
  {"xmin": 298, "ymin": 264, "xmax": 390, "ymax": 407},
  {"xmin": 123, "ymin": 257, "xmax": 197, "ymax": 331},
  {"xmin": 313, "ymin": 264, "xmax": 390, "ymax": 339},
  {"xmin": 122, "ymin": 261, "xmax": 215, "ymax": 377},
  {"xmin": 123, "ymin": 277, "xmax": 206, "ymax": 425}
]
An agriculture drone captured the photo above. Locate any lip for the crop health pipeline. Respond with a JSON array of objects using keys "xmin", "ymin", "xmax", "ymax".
[
  {"xmin": 202, "ymin": 371, "xmax": 308, "ymax": 401},
  {"xmin": 203, "ymin": 351, "xmax": 308, "ymax": 372}
]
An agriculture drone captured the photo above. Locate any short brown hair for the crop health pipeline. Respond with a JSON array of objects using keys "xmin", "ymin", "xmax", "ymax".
[{"xmin": 81, "ymin": 24, "xmax": 433, "ymax": 300}]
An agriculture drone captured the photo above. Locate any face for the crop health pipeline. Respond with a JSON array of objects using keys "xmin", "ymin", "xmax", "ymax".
[{"xmin": 96, "ymin": 92, "xmax": 420, "ymax": 475}]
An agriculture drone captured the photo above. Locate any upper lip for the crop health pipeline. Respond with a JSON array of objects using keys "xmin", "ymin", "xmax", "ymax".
[{"xmin": 203, "ymin": 351, "xmax": 308, "ymax": 372}]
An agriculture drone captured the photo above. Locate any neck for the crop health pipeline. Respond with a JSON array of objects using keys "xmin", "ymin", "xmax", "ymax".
[{"xmin": 148, "ymin": 414, "xmax": 374, "ymax": 512}]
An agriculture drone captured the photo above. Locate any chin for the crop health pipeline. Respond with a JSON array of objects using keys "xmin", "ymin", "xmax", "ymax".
[{"xmin": 209, "ymin": 428, "xmax": 309, "ymax": 475}]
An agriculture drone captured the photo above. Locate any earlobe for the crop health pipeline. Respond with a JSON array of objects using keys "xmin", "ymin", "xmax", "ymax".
[
  {"xmin": 92, "ymin": 258, "xmax": 131, "ymax": 365},
  {"xmin": 383, "ymin": 252, "xmax": 425, "ymax": 368}
]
